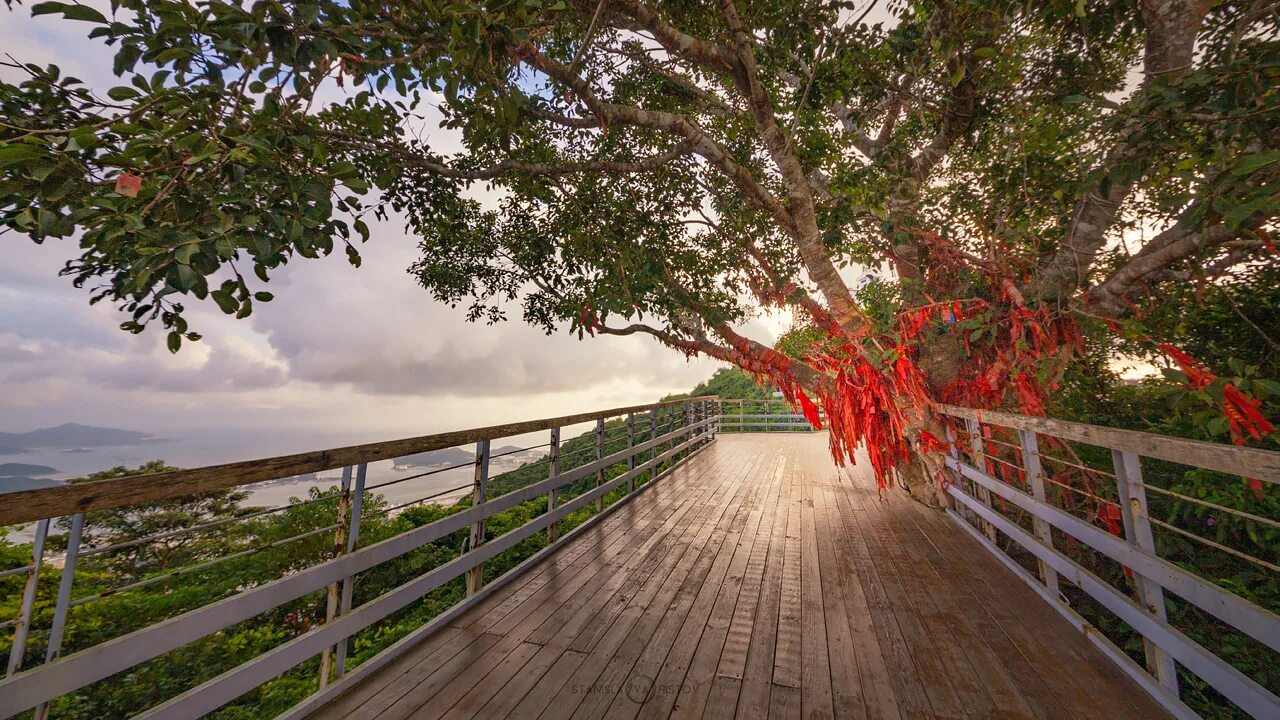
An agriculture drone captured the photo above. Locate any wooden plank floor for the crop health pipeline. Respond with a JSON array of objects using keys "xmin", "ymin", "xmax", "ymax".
[{"xmin": 310, "ymin": 434, "xmax": 1172, "ymax": 720}]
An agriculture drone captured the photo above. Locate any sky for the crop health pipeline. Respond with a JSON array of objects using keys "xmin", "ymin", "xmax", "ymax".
[
  {"xmin": 1, "ymin": 4, "xmax": 1158, "ymax": 462},
  {"xmin": 0, "ymin": 6, "xmax": 763, "ymax": 452}
]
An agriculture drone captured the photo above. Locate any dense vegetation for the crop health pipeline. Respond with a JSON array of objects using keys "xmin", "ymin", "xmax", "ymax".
[
  {"xmin": 1038, "ymin": 263, "xmax": 1279, "ymax": 718},
  {"xmin": 3, "ymin": 0, "xmax": 1276, "ymax": 505},
  {"xmin": 0, "ymin": 404, "xmax": 707, "ymax": 719}
]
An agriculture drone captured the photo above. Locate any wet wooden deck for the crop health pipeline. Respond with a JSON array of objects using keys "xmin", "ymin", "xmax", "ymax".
[{"xmin": 309, "ymin": 433, "xmax": 1171, "ymax": 720}]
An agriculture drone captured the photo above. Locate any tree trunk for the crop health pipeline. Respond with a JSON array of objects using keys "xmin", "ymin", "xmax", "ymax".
[{"xmin": 899, "ymin": 330, "xmax": 969, "ymax": 508}]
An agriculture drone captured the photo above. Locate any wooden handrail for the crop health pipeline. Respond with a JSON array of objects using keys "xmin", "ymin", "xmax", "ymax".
[
  {"xmin": 938, "ymin": 404, "xmax": 1280, "ymax": 484},
  {"xmin": 0, "ymin": 396, "xmax": 717, "ymax": 526},
  {"xmin": 0, "ymin": 413, "xmax": 719, "ymax": 717}
]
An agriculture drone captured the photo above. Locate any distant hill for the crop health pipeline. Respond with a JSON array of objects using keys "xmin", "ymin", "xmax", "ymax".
[
  {"xmin": 395, "ymin": 444, "xmax": 526, "ymax": 469},
  {"xmin": 0, "ymin": 476, "xmax": 62, "ymax": 492},
  {"xmin": 663, "ymin": 367, "xmax": 769, "ymax": 402},
  {"xmin": 0, "ymin": 423, "xmax": 153, "ymax": 455},
  {"xmin": 395, "ymin": 447, "xmax": 474, "ymax": 468},
  {"xmin": 0, "ymin": 462, "xmax": 57, "ymax": 477}
]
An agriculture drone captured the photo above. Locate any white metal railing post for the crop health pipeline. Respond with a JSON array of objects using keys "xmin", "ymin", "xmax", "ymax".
[
  {"xmin": 649, "ymin": 408, "xmax": 658, "ymax": 478},
  {"xmin": 594, "ymin": 418, "xmax": 605, "ymax": 513},
  {"xmin": 689, "ymin": 401, "xmax": 698, "ymax": 448},
  {"xmin": 964, "ymin": 418, "xmax": 998, "ymax": 542},
  {"xmin": 466, "ymin": 440, "xmax": 491, "ymax": 595},
  {"xmin": 1113, "ymin": 449, "xmax": 1179, "ymax": 694},
  {"xmin": 319, "ymin": 465, "xmax": 354, "ymax": 688},
  {"xmin": 700, "ymin": 399, "xmax": 708, "ymax": 443},
  {"xmin": 626, "ymin": 413, "xmax": 636, "ymax": 493},
  {"xmin": 1019, "ymin": 430, "xmax": 1060, "ymax": 597},
  {"xmin": 691, "ymin": 397, "xmax": 701, "ymax": 448},
  {"xmin": 684, "ymin": 402, "xmax": 693, "ymax": 452},
  {"xmin": 944, "ymin": 425, "xmax": 968, "ymax": 524},
  {"xmin": 35, "ymin": 512, "xmax": 84, "ymax": 720},
  {"xmin": 334, "ymin": 462, "xmax": 366, "ymax": 678},
  {"xmin": 691, "ymin": 401, "xmax": 699, "ymax": 447},
  {"xmin": 6, "ymin": 518, "xmax": 49, "ymax": 677},
  {"xmin": 547, "ymin": 427, "xmax": 560, "ymax": 543}
]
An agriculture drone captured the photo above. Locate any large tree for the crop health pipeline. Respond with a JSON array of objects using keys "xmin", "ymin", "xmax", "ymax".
[{"xmin": 2, "ymin": 0, "xmax": 1277, "ymax": 503}]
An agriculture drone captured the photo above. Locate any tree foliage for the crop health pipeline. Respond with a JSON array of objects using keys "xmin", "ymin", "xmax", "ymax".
[{"xmin": 2, "ymin": 0, "xmax": 1277, "ymax": 497}]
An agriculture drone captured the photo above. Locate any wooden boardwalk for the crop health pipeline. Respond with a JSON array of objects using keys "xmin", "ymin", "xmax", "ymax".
[{"xmin": 310, "ymin": 433, "xmax": 1171, "ymax": 720}]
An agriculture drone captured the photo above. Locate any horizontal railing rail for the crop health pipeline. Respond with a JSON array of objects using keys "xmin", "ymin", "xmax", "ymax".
[
  {"xmin": 937, "ymin": 404, "xmax": 1280, "ymax": 720},
  {"xmin": 714, "ymin": 398, "xmax": 821, "ymax": 432},
  {"xmin": 0, "ymin": 397, "xmax": 720, "ymax": 720},
  {"xmin": 0, "ymin": 398, "xmax": 705, "ymax": 527}
]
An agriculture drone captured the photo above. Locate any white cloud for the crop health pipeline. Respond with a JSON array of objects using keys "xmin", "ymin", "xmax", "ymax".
[{"xmin": 0, "ymin": 5, "xmax": 730, "ymax": 448}]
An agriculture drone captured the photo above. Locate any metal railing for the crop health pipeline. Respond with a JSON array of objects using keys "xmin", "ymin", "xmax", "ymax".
[
  {"xmin": 0, "ymin": 397, "xmax": 719, "ymax": 720},
  {"xmin": 713, "ymin": 398, "xmax": 821, "ymax": 432},
  {"xmin": 937, "ymin": 404, "xmax": 1280, "ymax": 720}
]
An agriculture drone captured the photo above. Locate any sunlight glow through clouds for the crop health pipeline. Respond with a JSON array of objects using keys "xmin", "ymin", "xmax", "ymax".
[{"xmin": 0, "ymin": 5, "xmax": 723, "ymax": 453}]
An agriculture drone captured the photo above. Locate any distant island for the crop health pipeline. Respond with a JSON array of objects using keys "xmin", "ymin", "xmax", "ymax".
[
  {"xmin": 0, "ymin": 476, "xmax": 62, "ymax": 492},
  {"xmin": 394, "ymin": 444, "xmax": 527, "ymax": 470},
  {"xmin": 0, "ymin": 462, "xmax": 62, "ymax": 495},
  {"xmin": 0, "ymin": 462, "xmax": 57, "ymax": 477},
  {"xmin": 0, "ymin": 423, "xmax": 156, "ymax": 455}
]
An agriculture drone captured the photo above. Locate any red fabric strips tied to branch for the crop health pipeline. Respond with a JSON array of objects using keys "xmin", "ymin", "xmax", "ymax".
[{"xmin": 1154, "ymin": 341, "xmax": 1275, "ymax": 447}]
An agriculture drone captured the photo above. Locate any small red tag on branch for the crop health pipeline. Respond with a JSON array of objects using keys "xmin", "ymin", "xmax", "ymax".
[{"xmin": 115, "ymin": 172, "xmax": 142, "ymax": 198}]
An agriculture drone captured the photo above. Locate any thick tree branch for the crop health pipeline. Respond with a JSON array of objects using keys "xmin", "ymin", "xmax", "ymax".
[
  {"xmin": 1027, "ymin": 0, "xmax": 1213, "ymax": 302},
  {"xmin": 715, "ymin": 0, "xmax": 867, "ymax": 335},
  {"xmin": 323, "ymin": 129, "xmax": 697, "ymax": 179},
  {"xmin": 526, "ymin": 51, "xmax": 799, "ymax": 234},
  {"xmin": 592, "ymin": 0, "xmax": 741, "ymax": 78},
  {"xmin": 1081, "ymin": 216, "xmax": 1270, "ymax": 317},
  {"xmin": 598, "ymin": 320, "xmax": 831, "ymax": 392}
]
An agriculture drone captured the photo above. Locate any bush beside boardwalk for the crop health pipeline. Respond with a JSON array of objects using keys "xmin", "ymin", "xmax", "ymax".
[{"xmin": 0, "ymin": 402, "xmax": 710, "ymax": 718}]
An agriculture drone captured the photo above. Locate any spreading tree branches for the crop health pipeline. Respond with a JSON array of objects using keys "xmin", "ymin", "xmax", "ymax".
[{"xmin": 2, "ymin": 0, "xmax": 1277, "ymax": 502}]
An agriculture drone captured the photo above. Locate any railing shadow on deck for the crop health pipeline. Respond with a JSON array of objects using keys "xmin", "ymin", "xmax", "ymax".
[
  {"xmin": 0, "ymin": 398, "xmax": 720, "ymax": 720},
  {"xmin": 938, "ymin": 404, "xmax": 1279, "ymax": 720}
]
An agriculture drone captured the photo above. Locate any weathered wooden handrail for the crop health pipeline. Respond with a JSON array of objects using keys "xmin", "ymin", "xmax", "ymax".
[
  {"xmin": 938, "ymin": 405, "xmax": 1280, "ymax": 720},
  {"xmin": 938, "ymin": 404, "xmax": 1280, "ymax": 484},
  {"xmin": 0, "ymin": 397, "xmax": 706, "ymax": 526},
  {"xmin": 0, "ymin": 397, "xmax": 720, "ymax": 719}
]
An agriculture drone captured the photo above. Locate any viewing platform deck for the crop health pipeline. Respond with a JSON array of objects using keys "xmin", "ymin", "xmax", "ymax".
[{"xmin": 307, "ymin": 433, "xmax": 1170, "ymax": 720}]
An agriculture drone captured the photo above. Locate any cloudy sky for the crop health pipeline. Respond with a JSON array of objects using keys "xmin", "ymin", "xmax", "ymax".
[{"xmin": 0, "ymin": 7, "xmax": 770, "ymax": 453}]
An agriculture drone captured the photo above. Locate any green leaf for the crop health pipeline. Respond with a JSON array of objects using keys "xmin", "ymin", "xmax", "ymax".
[
  {"xmin": 107, "ymin": 86, "xmax": 141, "ymax": 101},
  {"xmin": 211, "ymin": 289, "xmax": 238, "ymax": 314},
  {"xmin": 253, "ymin": 291, "xmax": 274, "ymax": 302},
  {"xmin": 32, "ymin": 2, "xmax": 106, "ymax": 23},
  {"xmin": 1206, "ymin": 416, "xmax": 1228, "ymax": 437},
  {"xmin": 0, "ymin": 144, "xmax": 45, "ymax": 167},
  {"xmin": 1230, "ymin": 151, "xmax": 1280, "ymax": 177},
  {"xmin": 166, "ymin": 331, "xmax": 182, "ymax": 354},
  {"xmin": 1252, "ymin": 379, "xmax": 1280, "ymax": 398},
  {"xmin": 175, "ymin": 264, "xmax": 197, "ymax": 291}
]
